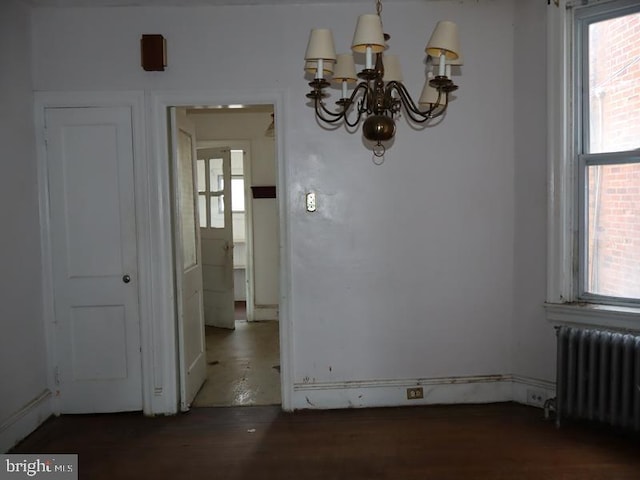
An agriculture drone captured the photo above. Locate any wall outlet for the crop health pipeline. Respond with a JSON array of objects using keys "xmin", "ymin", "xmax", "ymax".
[
  {"xmin": 527, "ymin": 388, "xmax": 546, "ymax": 407},
  {"xmin": 407, "ymin": 387, "xmax": 424, "ymax": 400},
  {"xmin": 306, "ymin": 192, "xmax": 317, "ymax": 212}
]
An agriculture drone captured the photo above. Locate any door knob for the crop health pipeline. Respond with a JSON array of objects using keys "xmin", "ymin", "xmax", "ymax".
[{"xmin": 123, "ymin": 274, "xmax": 131, "ymax": 283}]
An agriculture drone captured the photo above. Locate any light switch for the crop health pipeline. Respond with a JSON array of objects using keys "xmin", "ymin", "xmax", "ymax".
[{"xmin": 306, "ymin": 192, "xmax": 317, "ymax": 212}]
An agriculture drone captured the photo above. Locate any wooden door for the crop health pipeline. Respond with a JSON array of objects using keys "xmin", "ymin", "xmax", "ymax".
[
  {"xmin": 46, "ymin": 106, "xmax": 142, "ymax": 413},
  {"xmin": 198, "ymin": 148, "xmax": 235, "ymax": 330},
  {"xmin": 170, "ymin": 108, "xmax": 207, "ymax": 410}
]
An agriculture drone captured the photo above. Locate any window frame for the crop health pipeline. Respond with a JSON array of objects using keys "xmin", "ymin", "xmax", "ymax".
[
  {"xmin": 217, "ymin": 174, "xmax": 246, "ymax": 214},
  {"xmin": 197, "ymin": 156, "xmax": 224, "ymax": 229},
  {"xmin": 546, "ymin": 0, "xmax": 640, "ymax": 327},
  {"xmin": 574, "ymin": 0, "xmax": 640, "ymax": 306}
]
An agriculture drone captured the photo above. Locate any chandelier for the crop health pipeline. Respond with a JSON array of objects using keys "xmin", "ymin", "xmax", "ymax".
[{"xmin": 304, "ymin": 0, "xmax": 461, "ymax": 162}]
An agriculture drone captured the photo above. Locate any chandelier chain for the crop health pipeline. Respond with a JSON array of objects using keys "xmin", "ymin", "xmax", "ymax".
[{"xmin": 376, "ymin": 0, "xmax": 382, "ymax": 16}]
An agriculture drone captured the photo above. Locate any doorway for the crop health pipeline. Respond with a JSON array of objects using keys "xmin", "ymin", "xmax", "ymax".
[{"xmin": 170, "ymin": 105, "xmax": 281, "ymax": 408}]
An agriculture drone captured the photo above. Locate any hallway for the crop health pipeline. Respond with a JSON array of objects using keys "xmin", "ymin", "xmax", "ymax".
[{"xmin": 192, "ymin": 302, "xmax": 281, "ymax": 407}]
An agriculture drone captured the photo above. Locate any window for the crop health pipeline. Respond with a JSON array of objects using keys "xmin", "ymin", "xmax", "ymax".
[
  {"xmin": 217, "ymin": 175, "xmax": 245, "ymax": 213},
  {"xmin": 196, "ymin": 149, "xmax": 245, "ymax": 228},
  {"xmin": 575, "ymin": 1, "xmax": 640, "ymax": 304},
  {"xmin": 197, "ymin": 155, "xmax": 225, "ymax": 228}
]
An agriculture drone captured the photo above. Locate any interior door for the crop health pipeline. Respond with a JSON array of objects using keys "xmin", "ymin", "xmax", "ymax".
[
  {"xmin": 45, "ymin": 106, "xmax": 142, "ymax": 413},
  {"xmin": 170, "ymin": 108, "xmax": 207, "ymax": 410},
  {"xmin": 198, "ymin": 147, "xmax": 235, "ymax": 330}
]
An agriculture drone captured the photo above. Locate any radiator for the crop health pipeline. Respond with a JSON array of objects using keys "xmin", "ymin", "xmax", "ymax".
[{"xmin": 556, "ymin": 325, "xmax": 640, "ymax": 431}]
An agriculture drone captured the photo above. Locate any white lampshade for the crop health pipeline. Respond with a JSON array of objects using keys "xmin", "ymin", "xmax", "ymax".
[
  {"xmin": 305, "ymin": 29, "xmax": 337, "ymax": 61},
  {"xmin": 425, "ymin": 21, "xmax": 461, "ymax": 60},
  {"xmin": 419, "ymin": 73, "xmax": 444, "ymax": 107},
  {"xmin": 332, "ymin": 54, "xmax": 358, "ymax": 82},
  {"xmin": 428, "ymin": 53, "xmax": 464, "ymax": 66},
  {"xmin": 382, "ymin": 54, "xmax": 403, "ymax": 82},
  {"xmin": 305, "ymin": 60, "xmax": 334, "ymax": 76},
  {"xmin": 446, "ymin": 54, "xmax": 464, "ymax": 66},
  {"xmin": 351, "ymin": 14, "xmax": 386, "ymax": 53}
]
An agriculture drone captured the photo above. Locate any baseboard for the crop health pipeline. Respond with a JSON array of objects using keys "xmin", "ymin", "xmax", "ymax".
[
  {"xmin": 252, "ymin": 305, "xmax": 278, "ymax": 321},
  {"xmin": 511, "ymin": 374, "xmax": 556, "ymax": 408},
  {"xmin": 292, "ymin": 375, "xmax": 514, "ymax": 410},
  {"xmin": 291, "ymin": 374, "xmax": 557, "ymax": 410},
  {"xmin": 0, "ymin": 390, "xmax": 53, "ymax": 453}
]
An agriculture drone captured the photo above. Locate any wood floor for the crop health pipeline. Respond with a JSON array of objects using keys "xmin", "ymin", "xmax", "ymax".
[
  {"xmin": 11, "ymin": 403, "xmax": 640, "ymax": 479},
  {"xmin": 192, "ymin": 320, "xmax": 281, "ymax": 407}
]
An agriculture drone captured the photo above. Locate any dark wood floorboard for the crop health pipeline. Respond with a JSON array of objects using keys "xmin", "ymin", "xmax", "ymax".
[
  {"xmin": 10, "ymin": 403, "xmax": 640, "ymax": 479},
  {"xmin": 235, "ymin": 301, "xmax": 246, "ymax": 320}
]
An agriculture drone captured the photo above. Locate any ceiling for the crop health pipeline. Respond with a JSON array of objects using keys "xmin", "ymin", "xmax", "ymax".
[{"xmin": 29, "ymin": 0, "xmax": 408, "ymax": 6}]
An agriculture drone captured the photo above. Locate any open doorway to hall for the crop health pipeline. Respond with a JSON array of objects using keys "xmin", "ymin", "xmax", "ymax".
[{"xmin": 172, "ymin": 104, "xmax": 280, "ymax": 408}]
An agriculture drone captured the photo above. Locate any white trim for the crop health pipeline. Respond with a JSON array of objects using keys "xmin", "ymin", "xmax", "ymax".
[
  {"xmin": 546, "ymin": 0, "xmax": 640, "ymax": 317},
  {"xmin": 0, "ymin": 390, "xmax": 52, "ymax": 453},
  {"xmin": 511, "ymin": 376, "xmax": 556, "ymax": 408},
  {"xmin": 546, "ymin": 0, "xmax": 575, "ymax": 304},
  {"xmin": 34, "ymin": 95, "xmax": 57, "ymax": 414},
  {"xmin": 545, "ymin": 302, "xmax": 640, "ymax": 332},
  {"xmin": 291, "ymin": 375, "xmax": 556, "ymax": 411},
  {"xmin": 253, "ymin": 306, "xmax": 278, "ymax": 321},
  {"xmin": 33, "ymin": 91, "xmax": 154, "ymax": 415},
  {"xmin": 148, "ymin": 89, "xmax": 292, "ymax": 412}
]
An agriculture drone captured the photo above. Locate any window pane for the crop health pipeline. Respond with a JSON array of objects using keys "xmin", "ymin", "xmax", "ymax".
[
  {"xmin": 211, "ymin": 195, "xmax": 225, "ymax": 228},
  {"xmin": 231, "ymin": 177, "xmax": 245, "ymax": 212},
  {"xmin": 197, "ymin": 159, "xmax": 206, "ymax": 193},
  {"xmin": 210, "ymin": 157, "xmax": 223, "ymax": 193},
  {"xmin": 177, "ymin": 130, "xmax": 197, "ymax": 269},
  {"xmin": 231, "ymin": 149, "xmax": 243, "ymax": 170},
  {"xmin": 586, "ymin": 163, "xmax": 640, "ymax": 298},
  {"xmin": 588, "ymin": 12, "xmax": 640, "ymax": 153},
  {"xmin": 198, "ymin": 194, "xmax": 207, "ymax": 228}
]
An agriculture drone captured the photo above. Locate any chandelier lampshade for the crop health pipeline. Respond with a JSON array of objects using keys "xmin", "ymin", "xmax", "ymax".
[
  {"xmin": 425, "ymin": 21, "xmax": 461, "ymax": 59},
  {"xmin": 333, "ymin": 54, "xmax": 358, "ymax": 83},
  {"xmin": 305, "ymin": 29, "xmax": 337, "ymax": 62},
  {"xmin": 382, "ymin": 54, "xmax": 403, "ymax": 83},
  {"xmin": 351, "ymin": 14, "xmax": 386, "ymax": 53}
]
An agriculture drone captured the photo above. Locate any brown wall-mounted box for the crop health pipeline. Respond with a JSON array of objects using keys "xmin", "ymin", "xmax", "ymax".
[
  {"xmin": 141, "ymin": 34, "xmax": 166, "ymax": 71},
  {"xmin": 251, "ymin": 186, "xmax": 277, "ymax": 199}
]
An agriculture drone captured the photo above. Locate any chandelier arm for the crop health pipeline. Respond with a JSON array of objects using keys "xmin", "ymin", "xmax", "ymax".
[
  {"xmin": 389, "ymin": 82, "xmax": 431, "ymax": 122},
  {"xmin": 389, "ymin": 81, "xmax": 446, "ymax": 122},
  {"xmin": 313, "ymin": 97, "xmax": 348, "ymax": 124},
  {"xmin": 425, "ymin": 90, "xmax": 449, "ymax": 118},
  {"xmin": 317, "ymin": 99, "xmax": 348, "ymax": 120},
  {"xmin": 425, "ymin": 100, "xmax": 449, "ymax": 120},
  {"xmin": 344, "ymin": 106, "xmax": 366, "ymax": 128},
  {"xmin": 355, "ymin": 82, "xmax": 373, "ymax": 115},
  {"xmin": 314, "ymin": 81, "xmax": 372, "ymax": 124},
  {"xmin": 343, "ymin": 83, "xmax": 371, "ymax": 127}
]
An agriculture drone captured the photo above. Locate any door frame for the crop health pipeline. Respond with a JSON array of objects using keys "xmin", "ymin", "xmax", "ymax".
[
  {"xmin": 34, "ymin": 91, "xmax": 153, "ymax": 414},
  {"xmin": 149, "ymin": 90, "xmax": 292, "ymax": 412},
  {"xmin": 36, "ymin": 89, "xmax": 292, "ymax": 415}
]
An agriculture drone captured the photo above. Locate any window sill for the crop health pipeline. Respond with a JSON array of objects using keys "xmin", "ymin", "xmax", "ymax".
[{"xmin": 545, "ymin": 302, "xmax": 640, "ymax": 333}]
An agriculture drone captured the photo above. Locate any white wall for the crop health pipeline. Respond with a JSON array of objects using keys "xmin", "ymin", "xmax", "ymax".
[
  {"xmin": 512, "ymin": 0, "xmax": 556, "ymax": 384},
  {"xmin": 0, "ymin": 0, "xmax": 50, "ymax": 451},
  {"xmin": 30, "ymin": 0, "xmax": 554, "ymax": 408}
]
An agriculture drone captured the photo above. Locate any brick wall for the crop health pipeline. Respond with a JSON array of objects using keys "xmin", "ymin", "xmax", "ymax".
[{"xmin": 587, "ymin": 12, "xmax": 640, "ymax": 298}]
